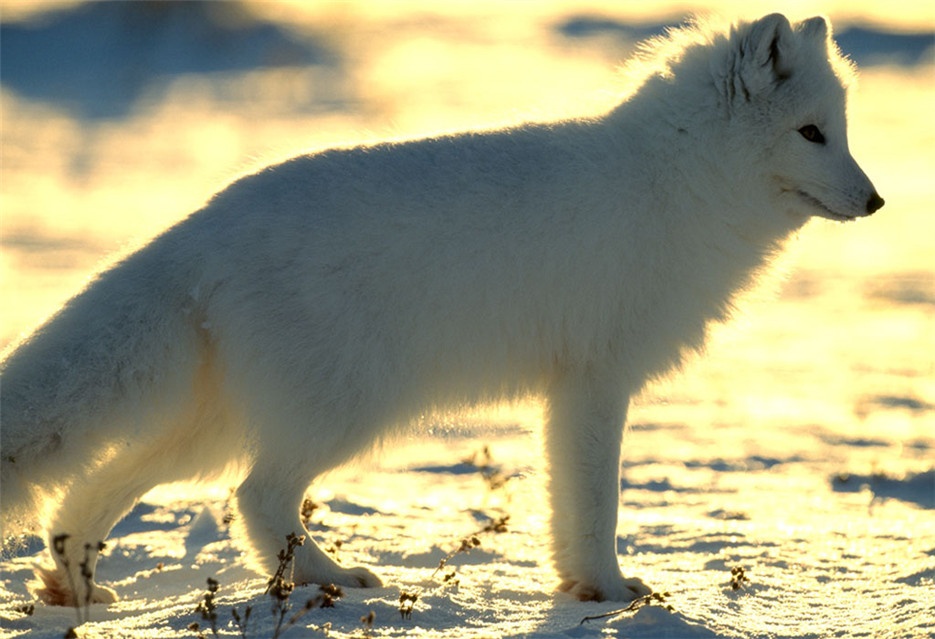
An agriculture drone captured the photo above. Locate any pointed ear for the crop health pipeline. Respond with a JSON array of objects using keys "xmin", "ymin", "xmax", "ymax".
[
  {"xmin": 739, "ymin": 13, "xmax": 795, "ymax": 95},
  {"xmin": 799, "ymin": 16, "xmax": 830, "ymax": 42}
]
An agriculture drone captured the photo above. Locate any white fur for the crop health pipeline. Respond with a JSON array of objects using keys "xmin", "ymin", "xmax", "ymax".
[{"xmin": 0, "ymin": 14, "xmax": 882, "ymax": 605}]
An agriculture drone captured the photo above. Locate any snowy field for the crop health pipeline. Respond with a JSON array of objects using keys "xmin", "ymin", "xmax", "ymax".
[{"xmin": 1, "ymin": 2, "xmax": 933, "ymax": 638}]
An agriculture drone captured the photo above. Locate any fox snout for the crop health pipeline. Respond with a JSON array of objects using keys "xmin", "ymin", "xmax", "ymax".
[{"xmin": 866, "ymin": 192, "xmax": 885, "ymax": 214}]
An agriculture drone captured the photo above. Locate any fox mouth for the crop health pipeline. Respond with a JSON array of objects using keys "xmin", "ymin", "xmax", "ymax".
[{"xmin": 795, "ymin": 189, "xmax": 856, "ymax": 222}]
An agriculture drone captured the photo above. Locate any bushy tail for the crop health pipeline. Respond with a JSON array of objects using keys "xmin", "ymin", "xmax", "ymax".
[
  {"xmin": 1, "ymin": 248, "xmax": 202, "ymax": 542},
  {"xmin": 0, "ymin": 448, "xmax": 38, "ymax": 541}
]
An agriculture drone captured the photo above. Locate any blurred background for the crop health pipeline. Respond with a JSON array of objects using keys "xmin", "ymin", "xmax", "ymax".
[{"xmin": 1, "ymin": 1, "xmax": 933, "ymax": 444}]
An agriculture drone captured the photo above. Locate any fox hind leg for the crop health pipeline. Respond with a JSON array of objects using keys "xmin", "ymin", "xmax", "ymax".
[
  {"xmin": 34, "ymin": 406, "xmax": 233, "ymax": 604},
  {"xmin": 35, "ymin": 452, "xmax": 165, "ymax": 606},
  {"xmin": 234, "ymin": 457, "xmax": 381, "ymax": 589}
]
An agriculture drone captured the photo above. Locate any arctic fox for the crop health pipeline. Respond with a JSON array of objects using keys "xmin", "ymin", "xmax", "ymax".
[{"xmin": 1, "ymin": 13, "xmax": 882, "ymax": 605}]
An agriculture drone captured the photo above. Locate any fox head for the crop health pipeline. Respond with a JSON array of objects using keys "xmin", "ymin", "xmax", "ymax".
[{"xmin": 722, "ymin": 13, "xmax": 884, "ymax": 222}]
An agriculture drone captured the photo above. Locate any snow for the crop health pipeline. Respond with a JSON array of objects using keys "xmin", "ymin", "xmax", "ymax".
[
  {"xmin": 1, "ymin": 2, "xmax": 933, "ymax": 638},
  {"xmin": 3, "ymin": 422, "xmax": 932, "ymax": 638}
]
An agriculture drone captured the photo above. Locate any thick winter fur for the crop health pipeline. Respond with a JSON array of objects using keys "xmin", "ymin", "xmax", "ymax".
[{"xmin": 1, "ymin": 14, "xmax": 882, "ymax": 605}]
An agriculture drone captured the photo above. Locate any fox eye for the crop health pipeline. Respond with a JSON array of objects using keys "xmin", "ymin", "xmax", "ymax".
[{"xmin": 798, "ymin": 125, "xmax": 825, "ymax": 144}]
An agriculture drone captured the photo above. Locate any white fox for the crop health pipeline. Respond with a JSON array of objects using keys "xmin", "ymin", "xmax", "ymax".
[{"xmin": 1, "ymin": 13, "xmax": 882, "ymax": 605}]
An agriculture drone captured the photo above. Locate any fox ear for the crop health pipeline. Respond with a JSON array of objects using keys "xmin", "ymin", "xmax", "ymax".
[
  {"xmin": 739, "ymin": 13, "xmax": 795, "ymax": 94},
  {"xmin": 799, "ymin": 16, "xmax": 830, "ymax": 41}
]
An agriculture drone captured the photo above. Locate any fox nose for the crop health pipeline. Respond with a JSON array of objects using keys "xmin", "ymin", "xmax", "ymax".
[{"xmin": 866, "ymin": 192, "xmax": 885, "ymax": 214}]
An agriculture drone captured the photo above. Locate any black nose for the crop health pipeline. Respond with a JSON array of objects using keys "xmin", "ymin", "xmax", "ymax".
[{"xmin": 866, "ymin": 192, "xmax": 885, "ymax": 214}]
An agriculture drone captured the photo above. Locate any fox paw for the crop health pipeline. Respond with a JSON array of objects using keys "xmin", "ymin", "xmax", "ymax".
[
  {"xmin": 560, "ymin": 575, "xmax": 652, "ymax": 602},
  {"xmin": 295, "ymin": 564, "xmax": 382, "ymax": 589},
  {"xmin": 342, "ymin": 565, "xmax": 383, "ymax": 588},
  {"xmin": 33, "ymin": 565, "xmax": 118, "ymax": 607}
]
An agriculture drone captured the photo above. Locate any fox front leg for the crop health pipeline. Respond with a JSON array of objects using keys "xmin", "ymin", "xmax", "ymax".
[{"xmin": 544, "ymin": 371, "xmax": 651, "ymax": 602}]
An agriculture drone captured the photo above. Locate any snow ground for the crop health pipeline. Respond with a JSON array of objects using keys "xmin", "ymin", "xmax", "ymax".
[
  {"xmin": 2, "ymin": 413, "xmax": 932, "ymax": 638},
  {"xmin": 1, "ymin": 2, "xmax": 933, "ymax": 638}
]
